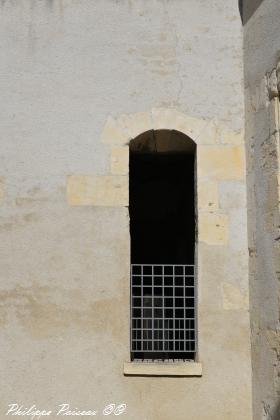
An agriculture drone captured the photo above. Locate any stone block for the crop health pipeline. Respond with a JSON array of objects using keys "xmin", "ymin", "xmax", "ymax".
[
  {"xmin": 123, "ymin": 361, "xmax": 202, "ymax": 376},
  {"xmin": 229, "ymin": 208, "xmax": 248, "ymax": 251},
  {"xmin": 219, "ymin": 127, "xmax": 244, "ymax": 145},
  {"xmin": 100, "ymin": 116, "xmax": 128, "ymax": 145},
  {"xmin": 197, "ymin": 181, "xmax": 219, "ymax": 211},
  {"xmin": 195, "ymin": 118, "xmax": 219, "ymax": 145},
  {"xmin": 199, "ymin": 213, "xmax": 229, "ymax": 245},
  {"xmin": 197, "ymin": 146, "xmax": 245, "ymax": 180},
  {"xmin": 67, "ymin": 175, "xmax": 128, "ymax": 206},
  {"xmin": 222, "ymin": 282, "xmax": 249, "ymax": 310},
  {"xmin": 111, "ymin": 146, "xmax": 129, "ymax": 175},
  {"xmin": 151, "ymin": 108, "xmax": 182, "ymax": 130},
  {"xmin": 219, "ymin": 181, "xmax": 246, "ymax": 209},
  {"xmin": 152, "ymin": 108, "xmax": 207, "ymax": 141},
  {"xmin": 119, "ymin": 112, "xmax": 153, "ymax": 140}
]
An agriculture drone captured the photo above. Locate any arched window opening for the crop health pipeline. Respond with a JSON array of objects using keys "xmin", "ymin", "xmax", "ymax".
[{"xmin": 129, "ymin": 129, "xmax": 197, "ymax": 362}]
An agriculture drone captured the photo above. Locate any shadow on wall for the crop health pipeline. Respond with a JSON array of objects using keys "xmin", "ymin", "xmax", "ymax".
[
  {"xmin": 272, "ymin": 402, "xmax": 280, "ymax": 420},
  {"xmin": 239, "ymin": 0, "xmax": 265, "ymax": 24}
]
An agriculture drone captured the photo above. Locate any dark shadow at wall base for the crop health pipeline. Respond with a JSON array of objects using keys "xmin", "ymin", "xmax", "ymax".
[{"xmin": 240, "ymin": 0, "xmax": 265, "ymax": 24}]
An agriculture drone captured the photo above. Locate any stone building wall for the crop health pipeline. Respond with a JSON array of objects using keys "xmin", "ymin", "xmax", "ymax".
[
  {"xmin": 0, "ymin": 2, "xmax": 252, "ymax": 419},
  {"xmin": 243, "ymin": 0, "xmax": 280, "ymax": 418}
]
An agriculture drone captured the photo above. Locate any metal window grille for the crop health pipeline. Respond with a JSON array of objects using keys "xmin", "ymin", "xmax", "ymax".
[{"xmin": 131, "ymin": 264, "xmax": 196, "ymax": 360}]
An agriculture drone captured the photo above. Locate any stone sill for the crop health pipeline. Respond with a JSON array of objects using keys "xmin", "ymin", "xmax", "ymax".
[{"xmin": 123, "ymin": 361, "xmax": 202, "ymax": 377}]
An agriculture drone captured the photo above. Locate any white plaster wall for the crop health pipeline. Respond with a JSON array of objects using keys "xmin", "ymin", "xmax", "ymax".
[{"xmin": 0, "ymin": 1, "xmax": 252, "ymax": 419}]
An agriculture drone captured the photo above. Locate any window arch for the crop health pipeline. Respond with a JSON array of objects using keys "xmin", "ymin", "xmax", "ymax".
[{"xmin": 129, "ymin": 129, "xmax": 197, "ymax": 361}]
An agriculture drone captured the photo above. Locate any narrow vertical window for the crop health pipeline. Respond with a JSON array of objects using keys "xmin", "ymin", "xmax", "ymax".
[{"xmin": 129, "ymin": 130, "xmax": 197, "ymax": 362}]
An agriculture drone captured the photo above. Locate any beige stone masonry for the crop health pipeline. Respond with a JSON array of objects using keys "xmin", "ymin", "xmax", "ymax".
[
  {"xmin": 100, "ymin": 116, "xmax": 129, "ymax": 145},
  {"xmin": 197, "ymin": 181, "xmax": 219, "ymax": 211},
  {"xmin": 195, "ymin": 119, "xmax": 219, "ymax": 145},
  {"xmin": 71, "ymin": 110, "xmax": 246, "ymax": 210},
  {"xmin": 199, "ymin": 213, "xmax": 229, "ymax": 245},
  {"xmin": 123, "ymin": 361, "xmax": 203, "ymax": 376},
  {"xmin": 118, "ymin": 112, "xmax": 154, "ymax": 141},
  {"xmin": 101, "ymin": 113, "xmax": 153, "ymax": 146},
  {"xmin": 197, "ymin": 145, "xmax": 245, "ymax": 180},
  {"xmin": 101, "ymin": 109, "xmax": 244, "ymax": 148},
  {"xmin": 151, "ymin": 108, "xmax": 208, "ymax": 140},
  {"xmin": 67, "ymin": 175, "xmax": 128, "ymax": 206},
  {"xmin": 101, "ymin": 109, "xmax": 211, "ymax": 146},
  {"xmin": 222, "ymin": 282, "xmax": 249, "ymax": 310},
  {"xmin": 111, "ymin": 146, "xmax": 129, "ymax": 175},
  {"xmin": 219, "ymin": 127, "xmax": 244, "ymax": 145}
]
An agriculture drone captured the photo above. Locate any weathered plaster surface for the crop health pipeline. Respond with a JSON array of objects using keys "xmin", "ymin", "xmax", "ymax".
[
  {"xmin": 0, "ymin": 177, "xmax": 5, "ymax": 204},
  {"xmin": 0, "ymin": 1, "xmax": 251, "ymax": 419},
  {"xmin": 244, "ymin": 1, "xmax": 280, "ymax": 418}
]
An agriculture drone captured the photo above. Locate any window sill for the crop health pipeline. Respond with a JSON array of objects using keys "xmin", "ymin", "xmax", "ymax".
[{"xmin": 123, "ymin": 361, "xmax": 202, "ymax": 377}]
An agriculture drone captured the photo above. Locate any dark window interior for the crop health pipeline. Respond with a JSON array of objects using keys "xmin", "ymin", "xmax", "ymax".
[
  {"xmin": 130, "ymin": 152, "xmax": 195, "ymax": 265},
  {"xmin": 129, "ymin": 130, "xmax": 196, "ymax": 361}
]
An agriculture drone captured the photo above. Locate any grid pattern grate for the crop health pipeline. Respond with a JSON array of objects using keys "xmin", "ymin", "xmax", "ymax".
[{"xmin": 131, "ymin": 264, "xmax": 196, "ymax": 358}]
